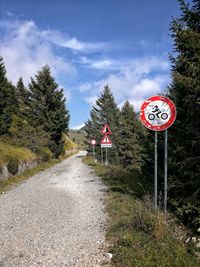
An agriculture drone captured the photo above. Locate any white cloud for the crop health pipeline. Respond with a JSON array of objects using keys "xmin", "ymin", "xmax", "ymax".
[
  {"xmin": 79, "ymin": 56, "xmax": 170, "ymax": 111},
  {"xmin": 84, "ymin": 96, "xmax": 98, "ymax": 106},
  {"xmin": 0, "ymin": 20, "xmax": 77, "ymax": 85},
  {"xmin": 0, "ymin": 19, "xmax": 108, "ymax": 85}
]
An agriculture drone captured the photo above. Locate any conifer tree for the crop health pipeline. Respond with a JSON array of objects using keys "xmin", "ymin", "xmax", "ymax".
[
  {"xmin": 85, "ymin": 85, "xmax": 121, "ymax": 163},
  {"xmin": 28, "ymin": 65, "xmax": 70, "ymax": 157},
  {"xmin": 118, "ymin": 100, "xmax": 145, "ymax": 171},
  {"xmin": 0, "ymin": 56, "xmax": 17, "ymax": 135},
  {"xmin": 16, "ymin": 77, "xmax": 30, "ymax": 117},
  {"xmin": 167, "ymin": 0, "xmax": 200, "ymax": 227}
]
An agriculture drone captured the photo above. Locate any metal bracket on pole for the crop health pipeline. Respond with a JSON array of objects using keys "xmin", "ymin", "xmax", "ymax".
[
  {"xmin": 164, "ymin": 130, "xmax": 168, "ymax": 215},
  {"xmin": 154, "ymin": 131, "xmax": 158, "ymax": 209}
]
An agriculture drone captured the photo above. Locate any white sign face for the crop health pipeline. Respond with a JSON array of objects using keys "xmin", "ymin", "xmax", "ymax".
[
  {"xmin": 91, "ymin": 139, "xmax": 96, "ymax": 145},
  {"xmin": 144, "ymin": 100, "xmax": 171, "ymax": 126},
  {"xmin": 140, "ymin": 96, "xmax": 176, "ymax": 131},
  {"xmin": 101, "ymin": 144, "xmax": 112, "ymax": 148}
]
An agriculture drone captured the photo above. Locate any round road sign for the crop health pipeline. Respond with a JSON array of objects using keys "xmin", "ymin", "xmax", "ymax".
[
  {"xmin": 140, "ymin": 95, "xmax": 176, "ymax": 131},
  {"xmin": 91, "ymin": 139, "xmax": 96, "ymax": 146}
]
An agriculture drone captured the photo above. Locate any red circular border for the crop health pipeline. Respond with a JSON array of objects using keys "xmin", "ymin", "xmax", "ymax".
[
  {"xmin": 91, "ymin": 139, "xmax": 96, "ymax": 145},
  {"xmin": 140, "ymin": 96, "xmax": 176, "ymax": 131}
]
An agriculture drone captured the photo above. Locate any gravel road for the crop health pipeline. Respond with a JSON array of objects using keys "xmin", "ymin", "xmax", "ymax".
[{"xmin": 0, "ymin": 152, "xmax": 108, "ymax": 267}]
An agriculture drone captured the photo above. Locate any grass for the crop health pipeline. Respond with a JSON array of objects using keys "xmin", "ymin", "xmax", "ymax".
[
  {"xmin": 83, "ymin": 156, "xmax": 199, "ymax": 267},
  {"xmin": 0, "ymin": 142, "xmax": 36, "ymax": 166},
  {"xmin": 0, "ymin": 151, "xmax": 77, "ymax": 194}
]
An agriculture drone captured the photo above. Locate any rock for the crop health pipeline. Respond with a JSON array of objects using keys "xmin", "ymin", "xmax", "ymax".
[
  {"xmin": 185, "ymin": 237, "xmax": 191, "ymax": 243},
  {"xmin": 191, "ymin": 237, "xmax": 197, "ymax": 243},
  {"xmin": 105, "ymin": 253, "xmax": 113, "ymax": 260},
  {"xmin": 196, "ymin": 242, "xmax": 200, "ymax": 248},
  {"xmin": 197, "ymin": 227, "xmax": 200, "ymax": 233}
]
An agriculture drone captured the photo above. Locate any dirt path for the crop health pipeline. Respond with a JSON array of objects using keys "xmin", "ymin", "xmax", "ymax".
[{"xmin": 0, "ymin": 151, "xmax": 108, "ymax": 267}]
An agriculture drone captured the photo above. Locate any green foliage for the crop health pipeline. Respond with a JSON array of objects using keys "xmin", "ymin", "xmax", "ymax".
[
  {"xmin": 0, "ymin": 142, "xmax": 36, "ymax": 167},
  {"xmin": 9, "ymin": 115, "xmax": 50, "ymax": 154},
  {"xmin": 0, "ymin": 56, "xmax": 18, "ymax": 135},
  {"xmin": 84, "ymin": 85, "xmax": 121, "ymax": 163},
  {"xmin": 167, "ymin": 0, "xmax": 200, "ymax": 228},
  {"xmin": 118, "ymin": 100, "xmax": 147, "ymax": 172},
  {"xmin": 28, "ymin": 65, "xmax": 70, "ymax": 157},
  {"xmin": 63, "ymin": 133, "xmax": 77, "ymax": 150}
]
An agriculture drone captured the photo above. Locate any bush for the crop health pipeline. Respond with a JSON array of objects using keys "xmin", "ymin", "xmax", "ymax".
[{"xmin": 37, "ymin": 147, "xmax": 52, "ymax": 162}]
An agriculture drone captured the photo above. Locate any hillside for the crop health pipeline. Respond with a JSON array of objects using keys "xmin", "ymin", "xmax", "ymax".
[{"xmin": 68, "ymin": 129, "xmax": 86, "ymax": 150}]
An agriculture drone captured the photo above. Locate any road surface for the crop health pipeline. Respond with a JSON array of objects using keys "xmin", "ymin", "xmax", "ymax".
[{"xmin": 0, "ymin": 152, "xmax": 107, "ymax": 267}]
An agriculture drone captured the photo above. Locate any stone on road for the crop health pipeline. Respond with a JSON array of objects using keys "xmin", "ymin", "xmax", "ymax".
[{"xmin": 0, "ymin": 151, "xmax": 107, "ymax": 267}]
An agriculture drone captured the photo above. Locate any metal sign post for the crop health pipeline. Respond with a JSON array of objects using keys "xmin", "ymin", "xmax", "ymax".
[
  {"xmin": 92, "ymin": 145, "xmax": 95, "ymax": 160},
  {"xmin": 105, "ymin": 147, "xmax": 108, "ymax": 166},
  {"xmin": 101, "ymin": 147, "xmax": 103, "ymax": 164},
  {"xmin": 140, "ymin": 96, "xmax": 176, "ymax": 213},
  {"xmin": 100, "ymin": 124, "xmax": 112, "ymax": 166},
  {"xmin": 91, "ymin": 139, "xmax": 96, "ymax": 161},
  {"xmin": 164, "ymin": 130, "xmax": 168, "ymax": 214},
  {"xmin": 154, "ymin": 131, "xmax": 158, "ymax": 209}
]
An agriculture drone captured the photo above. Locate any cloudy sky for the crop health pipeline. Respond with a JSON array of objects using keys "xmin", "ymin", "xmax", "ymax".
[{"xmin": 0, "ymin": 0, "xmax": 182, "ymax": 129}]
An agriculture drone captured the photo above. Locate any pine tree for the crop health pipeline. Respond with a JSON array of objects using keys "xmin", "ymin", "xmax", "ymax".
[
  {"xmin": 167, "ymin": 0, "xmax": 200, "ymax": 227},
  {"xmin": 118, "ymin": 100, "xmax": 145, "ymax": 171},
  {"xmin": 28, "ymin": 65, "xmax": 70, "ymax": 157},
  {"xmin": 16, "ymin": 77, "xmax": 30, "ymax": 117},
  {"xmin": 0, "ymin": 56, "xmax": 18, "ymax": 135},
  {"xmin": 85, "ymin": 85, "xmax": 121, "ymax": 163}
]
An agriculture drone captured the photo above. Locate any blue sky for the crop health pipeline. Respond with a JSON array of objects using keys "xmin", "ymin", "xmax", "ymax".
[{"xmin": 0, "ymin": 0, "xmax": 183, "ymax": 129}]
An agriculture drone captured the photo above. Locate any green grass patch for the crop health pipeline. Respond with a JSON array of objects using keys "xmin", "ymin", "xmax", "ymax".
[
  {"xmin": 0, "ymin": 142, "xmax": 36, "ymax": 166},
  {"xmin": 83, "ymin": 156, "xmax": 199, "ymax": 267}
]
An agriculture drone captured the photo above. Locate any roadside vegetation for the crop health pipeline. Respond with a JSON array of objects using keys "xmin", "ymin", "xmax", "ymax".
[
  {"xmin": 84, "ymin": 0, "xmax": 200, "ymax": 232},
  {"xmin": 0, "ymin": 55, "xmax": 77, "ymax": 187},
  {"xmin": 68, "ymin": 129, "xmax": 86, "ymax": 150},
  {"xmin": 84, "ymin": 156, "xmax": 199, "ymax": 267}
]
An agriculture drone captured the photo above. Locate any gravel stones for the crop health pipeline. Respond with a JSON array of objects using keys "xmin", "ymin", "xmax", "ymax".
[{"xmin": 0, "ymin": 152, "xmax": 108, "ymax": 267}]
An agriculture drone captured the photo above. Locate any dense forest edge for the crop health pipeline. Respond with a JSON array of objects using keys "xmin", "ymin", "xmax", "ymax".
[
  {"xmin": 0, "ymin": 58, "xmax": 78, "ymax": 184},
  {"xmin": 84, "ymin": 0, "xmax": 200, "ymax": 240}
]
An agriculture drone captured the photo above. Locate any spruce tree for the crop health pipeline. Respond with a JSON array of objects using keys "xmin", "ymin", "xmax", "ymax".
[
  {"xmin": 16, "ymin": 77, "xmax": 30, "ymax": 117},
  {"xmin": 118, "ymin": 100, "xmax": 145, "ymax": 171},
  {"xmin": 28, "ymin": 65, "xmax": 70, "ymax": 157},
  {"xmin": 167, "ymin": 0, "xmax": 200, "ymax": 227},
  {"xmin": 85, "ymin": 85, "xmax": 121, "ymax": 163},
  {"xmin": 0, "ymin": 56, "xmax": 17, "ymax": 135}
]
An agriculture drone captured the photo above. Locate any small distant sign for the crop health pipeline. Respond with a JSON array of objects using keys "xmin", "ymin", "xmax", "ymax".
[
  {"xmin": 101, "ymin": 135, "xmax": 112, "ymax": 148},
  {"xmin": 91, "ymin": 139, "xmax": 96, "ymax": 146},
  {"xmin": 140, "ymin": 96, "xmax": 176, "ymax": 131},
  {"xmin": 101, "ymin": 124, "xmax": 112, "ymax": 135}
]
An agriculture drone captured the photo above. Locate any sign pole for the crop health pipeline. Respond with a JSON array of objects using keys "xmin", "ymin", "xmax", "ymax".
[
  {"xmin": 164, "ymin": 130, "xmax": 168, "ymax": 215},
  {"xmin": 154, "ymin": 131, "xmax": 158, "ymax": 209},
  {"xmin": 105, "ymin": 147, "xmax": 108, "ymax": 166},
  {"xmin": 101, "ymin": 147, "xmax": 103, "ymax": 164},
  {"xmin": 92, "ymin": 145, "xmax": 95, "ymax": 160}
]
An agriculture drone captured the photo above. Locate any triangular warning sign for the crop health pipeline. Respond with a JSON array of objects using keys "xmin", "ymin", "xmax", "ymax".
[
  {"xmin": 101, "ymin": 135, "xmax": 112, "ymax": 145},
  {"xmin": 101, "ymin": 124, "xmax": 112, "ymax": 135}
]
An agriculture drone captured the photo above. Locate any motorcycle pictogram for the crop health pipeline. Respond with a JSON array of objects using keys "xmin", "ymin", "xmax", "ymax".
[{"xmin": 148, "ymin": 105, "xmax": 168, "ymax": 121}]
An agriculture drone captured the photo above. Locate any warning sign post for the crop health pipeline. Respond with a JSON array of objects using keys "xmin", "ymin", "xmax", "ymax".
[{"xmin": 100, "ymin": 124, "xmax": 112, "ymax": 165}]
